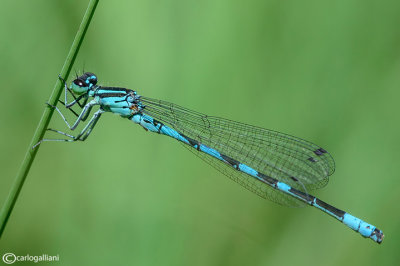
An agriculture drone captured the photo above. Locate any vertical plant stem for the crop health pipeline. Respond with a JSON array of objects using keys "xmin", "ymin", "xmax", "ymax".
[{"xmin": 0, "ymin": 0, "xmax": 99, "ymax": 238}]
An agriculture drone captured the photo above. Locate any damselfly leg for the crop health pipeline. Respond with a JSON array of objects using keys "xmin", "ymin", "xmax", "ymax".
[
  {"xmin": 33, "ymin": 75, "xmax": 101, "ymax": 149},
  {"xmin": 32, "ymin": 109, "xmax": 104, "ymax": 149},
  {"xmin": 46, "ymin": 99, "xmax": 98, "ymax": 130}
]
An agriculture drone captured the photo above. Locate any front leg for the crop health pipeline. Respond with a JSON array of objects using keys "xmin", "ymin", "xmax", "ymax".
[
  {"xmin": 48, "ymin": 99, "xmax": 98, "ymax": 130},
  {"xmin": 58, "ymin": 97, "xmax": 91, "ymax": 122},
  {"xmin": 32, "ymin": 110, "xmax": 105, "ymax": 149}
]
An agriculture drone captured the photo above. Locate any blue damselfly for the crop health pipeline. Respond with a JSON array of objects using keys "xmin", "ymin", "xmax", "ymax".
[{"xmin": 34, "ymin": 73, "xmax": 384, "ymax": 244}]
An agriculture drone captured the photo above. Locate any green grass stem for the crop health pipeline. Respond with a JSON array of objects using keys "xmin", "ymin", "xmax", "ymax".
[{"xmin": 0, "ymin": 0, "xmax": 99, "ymax": 238}]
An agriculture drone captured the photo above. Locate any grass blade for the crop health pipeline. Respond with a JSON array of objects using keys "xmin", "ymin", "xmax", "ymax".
[{"xmin": 0, "ymin": 0, "xmax": 99, "ymax": 238}]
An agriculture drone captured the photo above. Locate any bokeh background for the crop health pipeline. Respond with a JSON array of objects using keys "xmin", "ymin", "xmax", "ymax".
[{"xmin": 1, "ymin": 0, "xmax": 399, "ymax": 265}]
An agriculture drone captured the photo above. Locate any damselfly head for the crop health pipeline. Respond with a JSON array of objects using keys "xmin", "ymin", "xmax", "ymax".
[{"xmin": 71, "ymin": 72, "xmax": 98, "ymax": 94}]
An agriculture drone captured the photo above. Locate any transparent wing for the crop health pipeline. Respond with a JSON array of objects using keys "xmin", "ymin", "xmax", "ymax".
[{"xmin": 140, "ymin": 97, "xmax": 335, "ymax": 207}]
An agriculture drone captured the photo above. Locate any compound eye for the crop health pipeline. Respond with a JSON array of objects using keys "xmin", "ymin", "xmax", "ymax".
[{"xmin": 73, "ymin": 79, "xmax": 87, "ymax": 87}]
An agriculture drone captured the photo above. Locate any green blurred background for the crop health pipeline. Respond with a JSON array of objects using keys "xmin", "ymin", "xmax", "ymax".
[{"xmin": 1, "ymin": 0, "xmax": 399, "ymax": 265}]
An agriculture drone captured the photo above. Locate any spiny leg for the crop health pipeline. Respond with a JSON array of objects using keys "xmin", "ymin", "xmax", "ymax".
[
  {"xmin": 58, "ymin": 100, "xmax": 80, "ymax": 117},
  {"xmin": 47, "ymin": 99, "xmax": 98, "ymax": 130},
  {"xmin": 65, "ymin": 109, "xmax": 104, "ymax": 140},
  {"xmin": 58, "ymin": 99, "xmax": 91, "ymax": 122},
  {"xmin": 32, "ymin": 110, "xmax": 104, "ymax": 149},
  {"xmin": 79, "ymin": 110, "xmax": 103, "ymax": 140},
  {"xmin": 46, "ymin": 129, "xmax": 76, "ymax": 139}
]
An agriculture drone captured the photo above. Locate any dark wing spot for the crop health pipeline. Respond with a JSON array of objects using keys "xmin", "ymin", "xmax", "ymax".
[
  {"xmin": 290, "ymin": 176, "xmax": 299, "ymax": 182},
  {"xmin": 308, "ymin": 157, "xmax": 317, "ymax": 162},
  {"xmin": 314, "ymin": 148, "xmax": 327, "ymax": 156}
]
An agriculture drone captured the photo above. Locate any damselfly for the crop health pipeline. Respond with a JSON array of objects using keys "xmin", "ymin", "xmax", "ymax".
[{"xmin": 35, "ymin": 72, "xmax": 384, "ymax": 244}]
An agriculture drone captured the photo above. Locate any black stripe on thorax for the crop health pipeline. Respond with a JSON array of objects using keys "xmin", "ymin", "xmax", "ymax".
[
  {"xmin": 99, "ymin": 93, "xmax": 127, "ymax": 98},
  {"xmin": 98, "ymin": 86, "xmax": 131, "ymax": 93},
  {"xmin": 96, "ymin": 87, "xmax": 133, "ymax": 98}
]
